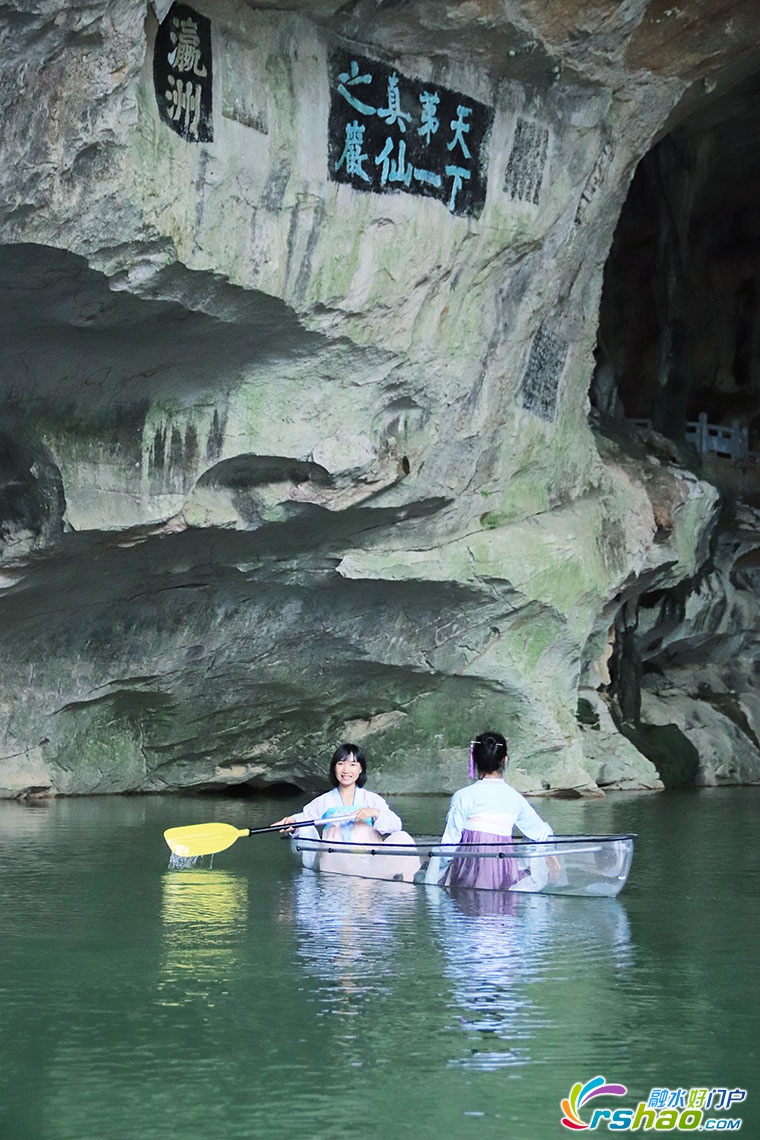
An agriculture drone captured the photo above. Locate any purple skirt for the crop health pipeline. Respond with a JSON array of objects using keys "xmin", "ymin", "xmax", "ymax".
[{"xmin": 443, "ymin": 829, "xmax": 529, "ymax": 891}]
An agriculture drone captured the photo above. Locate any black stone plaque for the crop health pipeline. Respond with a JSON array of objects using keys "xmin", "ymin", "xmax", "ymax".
[
  {"xmin": 504, "ymin": 117, "xmax": 549, "ymax": 205},
  {"xmin": 328, "ymin": 50, "xmax": 493, "ymax": 217},
  {"xmin": 154, "ymin": 3, "xmax": 213, "ymax": 143},
  {"xmin": 520, "ymin": 327, "xmax": 568, "ymax": 422}
]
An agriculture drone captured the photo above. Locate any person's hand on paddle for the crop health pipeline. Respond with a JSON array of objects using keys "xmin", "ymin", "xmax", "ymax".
[
  {"xmin": 353, "ymin": 806, "xmax": 376, "ymax": 823},
  {"xmin": 271, "ymin": 815, "xmax": 296, "ymax": 833}
]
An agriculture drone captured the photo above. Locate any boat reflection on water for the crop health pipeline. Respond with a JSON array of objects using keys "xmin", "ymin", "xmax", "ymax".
[
  {"xmin": 430, "ymin": 886, "xmax": 633, "ymax": 1072},
  {"xmin": 292, "ymin": 871, "xmax": 418, "ymax": 1028},
  {"xmin": 157, "ymin": 868, "xmax": 249, "ymax": 1005}
]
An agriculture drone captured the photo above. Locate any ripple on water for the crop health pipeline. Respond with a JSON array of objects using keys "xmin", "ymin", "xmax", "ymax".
[{"xmin": 2, "ymin": 791, "xmax": 759, "ymax": 1140}]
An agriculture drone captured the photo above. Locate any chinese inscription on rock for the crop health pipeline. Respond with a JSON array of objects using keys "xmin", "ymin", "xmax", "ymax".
[
  {"xmin": 504, "ymin": 117, "xmax": 549, "ymax": 205},
  {"xmin": 575, "ymin": 141, "xmax": 612, "ymax": 224},
  {"xmin": 329, "ymin": 51, "xmax": 493, "ymax": 217},
  {"xmin": 520, "ymin": 327, "xmax": 568, "ymax": 422},
  {"xmin": 154, "ymin": 3, "xmax": 213, "ymax": 143}
]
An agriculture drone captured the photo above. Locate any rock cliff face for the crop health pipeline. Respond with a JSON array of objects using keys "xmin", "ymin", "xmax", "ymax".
[{"xmin": 1, "ymin": 0, "xmax": 759, "ymax": 797}]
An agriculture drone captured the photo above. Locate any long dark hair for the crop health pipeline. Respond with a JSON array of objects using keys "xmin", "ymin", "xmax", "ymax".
[
  {"xmin": 328, "ymin": 742, "xmax": 367, "ymax": 787},
  {"xmin": 471, "ymin": 731, "xmax": 508, "ymax": 776}
]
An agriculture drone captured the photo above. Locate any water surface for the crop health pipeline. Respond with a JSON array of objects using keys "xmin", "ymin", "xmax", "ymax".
[{"xmin": 0, "ymin": 788, "xmax": 757, "ymax": 1139}]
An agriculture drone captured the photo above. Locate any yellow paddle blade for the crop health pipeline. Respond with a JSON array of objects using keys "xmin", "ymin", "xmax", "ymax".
[{"xmin": 164, "ymin": 822, "xmax": 249, "ymax": 858}]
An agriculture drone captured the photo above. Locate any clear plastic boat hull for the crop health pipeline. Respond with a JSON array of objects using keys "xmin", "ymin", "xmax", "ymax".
[{"xmin": 292, "ymin": 834, "xmax": 635, "ymax": 897}]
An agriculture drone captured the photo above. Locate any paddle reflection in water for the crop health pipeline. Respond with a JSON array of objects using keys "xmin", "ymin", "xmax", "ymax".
[
  {"xmin": 429, "ymin": 887, "xmax": 633, "ymax": 1073},
  {"xmin": 157, "ymin": 868, "xmax": 249, "ymax": 1007}
]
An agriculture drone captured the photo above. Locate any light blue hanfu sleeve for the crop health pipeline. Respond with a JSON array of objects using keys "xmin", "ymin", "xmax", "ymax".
[
  {"xmin": 289, "ymin": 791, "xmax": 337, "ymax": 841},
  {"xmin": 513, "ymin": 792, "xmax": 553, "ymax": 842},
  {"xmin": 427, "ymin": 789, "xmax": 469, "ymax": 882},
  {"xmin": 362, "ymin": 790, "xmax": 403, "ymax": 835},
  {"xmin": 439, "ymin": 789, "xmax": 469, "ymax": 848}
]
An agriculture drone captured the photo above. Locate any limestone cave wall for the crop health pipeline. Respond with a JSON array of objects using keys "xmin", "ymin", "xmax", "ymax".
[{"xmin": 1, "ymin": 0, "xmax": 759, "ymax": 798}]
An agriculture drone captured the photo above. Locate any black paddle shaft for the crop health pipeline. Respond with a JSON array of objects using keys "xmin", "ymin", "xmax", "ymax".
[{"xmin": 246, "ymin": 818, "xmax": 325, "ymax": 837}]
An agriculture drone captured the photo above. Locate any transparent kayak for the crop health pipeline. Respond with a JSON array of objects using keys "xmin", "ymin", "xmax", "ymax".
[{"xmin": 291, "ymin": 833, "xmax": 636, "ymax": 898}]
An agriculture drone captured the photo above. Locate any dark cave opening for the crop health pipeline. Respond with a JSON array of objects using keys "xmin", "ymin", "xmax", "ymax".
[
  {"xmin": 592, "ymin": 70, "xmax": 760, "ymax": 455},
  {"xmin": 590, "ymin": 72, "xmax": 760, "ymax": 787}
]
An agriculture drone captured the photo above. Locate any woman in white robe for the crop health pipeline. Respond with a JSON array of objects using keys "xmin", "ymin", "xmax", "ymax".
[
  {"xmin": 272, "ymin": 743, "xmax": 420, "ymax": 881},
  {"xmin": 435, "ymin": 731, "xmax": 553, "ymax": 891}
]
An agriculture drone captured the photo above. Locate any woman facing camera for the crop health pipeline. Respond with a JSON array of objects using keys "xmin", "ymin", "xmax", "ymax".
[{"xmin": 272, "ymin": 743, "xmax": 420, "ymax": 881}]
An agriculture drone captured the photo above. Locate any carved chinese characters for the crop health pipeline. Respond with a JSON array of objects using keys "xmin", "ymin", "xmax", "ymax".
[
  {"xmin": 154, "ymin": 3, "xmax": 213, "ymax": 143},
  {"xmin": 575, "ymin": 142, "xmax": 612, "ymax": 224},
  {"xmin": 329, "ymin": 51, "xmax": 493, "ymax": 217},
  {"xmin": 504, "ymin": 117, "xmax": 550, "ymax": 205},
  {"xmin": 520, "ymin": 327, "xmax": 568, "ymax": 422}
]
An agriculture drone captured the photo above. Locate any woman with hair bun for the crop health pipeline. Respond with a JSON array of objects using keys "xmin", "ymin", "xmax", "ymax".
[{"xmin": 437, "ymin": 731, "xmax": 553, "ymax": 890}]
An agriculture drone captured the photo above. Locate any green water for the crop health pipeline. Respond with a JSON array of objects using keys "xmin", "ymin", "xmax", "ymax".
[{"xmin": 0, "ymin": 788, "xmax": 757, "ymax": 1140}]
